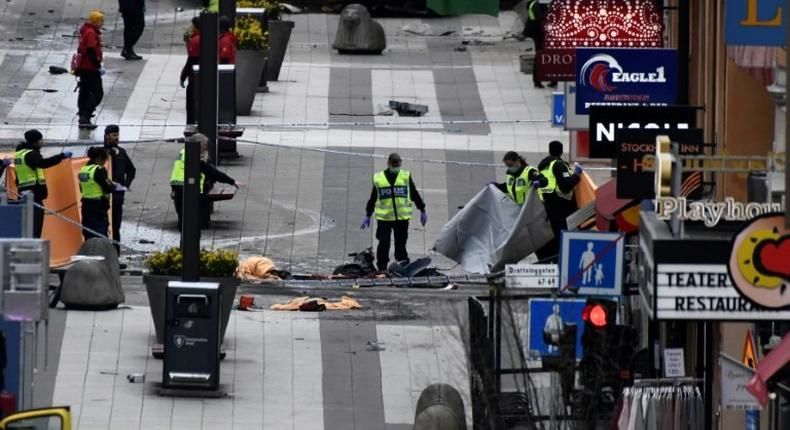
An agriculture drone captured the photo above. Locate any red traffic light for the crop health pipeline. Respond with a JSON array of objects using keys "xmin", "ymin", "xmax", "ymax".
[{"xmin": 582, "ymin": 303, "xmax": 609, "ymax": 328}]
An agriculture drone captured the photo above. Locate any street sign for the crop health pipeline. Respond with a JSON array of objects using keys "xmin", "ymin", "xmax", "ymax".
[
  {"xmin": 575, "ymin": 48, "xmax": 678, "ymax": 115},
  {"xmin": 505, "ymin": 264, "xmax": 558, "ymax": 289},
  {"xmin": 588, "ymin": 105, "xmax": 697, "ymax": 158},
  {"xmin": 720, "ymin": 353, "xmax": 762, "ymax": 411},
  {"xmin": 655, "ymin": 264, "xmax": 790, "ymax": 320},
  {"xmin": 615, "ymin": 129, "xmax": 704, "ymax": 199},
  {"xmin": 559, "ymin": 231, "xmax": 624, "ymax": 296},
  {"xmin": 663, "ymin": 348, "xmax": 686, "ymax": 378},
  {"xmin": 725, "ymin": 0, "xmax": 786, "ymax": 46},
  {"xmin": 551, "ymin": 92, "xmax": 565, "ymax": 127},
  {"xmin": 563, "ymin": 83, "xmax": 588, "ymax": 130},
  {"xmin": 527, "ymin": 298, "xmax": 587, "ymax": 359},
  {"xmin": 743, "ymin": 331, "xmax": 758, "ymax": 369}
]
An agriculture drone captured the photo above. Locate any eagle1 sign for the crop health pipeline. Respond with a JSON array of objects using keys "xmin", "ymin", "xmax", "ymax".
[{"xmin": 575, "ymin": 48, "xmax": 678, "ymax": 115}]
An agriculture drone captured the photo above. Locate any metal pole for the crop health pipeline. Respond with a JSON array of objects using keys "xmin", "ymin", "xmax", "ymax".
[
  {"xmin": 703, "ymin": 322, "xmax": 715, "ymax": 430},
  {"xmin": 786, "ymin": 3, "xmax": 790, "ymax": 228},
  {"xmin": 219, "ymin": 0, "xmax": 236, "ymax": 23},
  {"xmin": 678, "ymin": 0, "xmax": 690, "ymax": 105},
  {"xmin": 198, "ymin": 12, "xmax": 219, "ymax": 164},
  {"xmin": 182, "ymin": 138, "xmax": 201, "ymax": 282}
]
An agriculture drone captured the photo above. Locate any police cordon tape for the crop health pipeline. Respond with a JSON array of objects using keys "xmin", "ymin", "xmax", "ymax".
[
  {"xmin": 0, "ymin": 135, "xmax": 615, "ymax": 171},
  {"xmin": 0, "ymin": 118, "xmax": 550, "ymax": 129}
]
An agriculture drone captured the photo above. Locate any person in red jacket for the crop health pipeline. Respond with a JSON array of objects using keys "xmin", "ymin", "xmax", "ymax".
[
  {"xmin": 76, "ymin": 10, "xmax": 105, "ymax": 129},
  {"xmin": 218, "ymin": 16, "xmax": 236, "ymax": 64},
  {"xmin": 180, "ymin": 17, "xmax": 201, "ymax": 124}
]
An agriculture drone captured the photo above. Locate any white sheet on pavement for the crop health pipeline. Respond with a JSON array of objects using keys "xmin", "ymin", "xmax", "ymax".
[{"xmin": 434, "ymin": 185, "xmax": 554, "ymax": 274}]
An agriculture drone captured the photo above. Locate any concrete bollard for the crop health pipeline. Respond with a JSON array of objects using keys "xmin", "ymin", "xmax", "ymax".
[{"xmin": 413, "ymin": 384, "xmax": 466, "ymax": 430}]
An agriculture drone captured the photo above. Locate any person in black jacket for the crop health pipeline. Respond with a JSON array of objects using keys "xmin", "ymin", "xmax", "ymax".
[
  {"xmin": 535, "ymin": 141, "xmax": 582, "ymax": 262},
  {"xmin": 523, "ymin": 0, "xmax": 557, "ymax": 89},
  {"xmin": 13, "ymin": 130, "xmax": 72, "ymax": 238},
  {"xmin": 103, "ymin": 124, "xmax": 136, "ymax": 255},
  {"xmin": 119, "ymin": 0, "xmax": 145, "ymax": 60},
  {"xmin": 79, "ymin": 147, "xmax": 116, "ymax": 241}
]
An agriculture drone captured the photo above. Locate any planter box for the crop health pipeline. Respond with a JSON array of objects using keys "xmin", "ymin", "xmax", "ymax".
[
  {"xmin": 143, "ymin": 274, "xmax": 240, "ymax": 345},
  {"xmin": 266, "ymin": 20, "xmax": 294, "ymax": 81},
  {"xmin": 236, "ymin": 49, "xmax": 267, "ymax": 115}
]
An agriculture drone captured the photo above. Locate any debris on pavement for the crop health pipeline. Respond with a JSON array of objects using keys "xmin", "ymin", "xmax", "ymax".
[
  {"xmin": 397, "ymin": 23, "xmax": 456, "ymax": 37},
  {"xmin": 366, "ymin": 341, "xmax": 386, "ymax": 351},
  {"xmin": 271, "ymin": 296, "xmax": 363, "ymax": 311},
  {"xmin": 48, "ymin": 65, "xmax": 68, "ymax": 75},
  {"xmin": 389, "ymin": 100, "xmax": 428, "ymax": 117}
]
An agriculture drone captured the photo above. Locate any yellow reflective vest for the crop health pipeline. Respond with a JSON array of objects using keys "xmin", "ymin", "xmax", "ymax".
[
  {"xmin": 505, "ymin": 166, "xmax": 537, "ymax": 206},
  {"xmin": 14, "ymin": 149, "xmax": 46, "ymax": 188},
  {"xmin": 373, "ymin": 170, "xmax": 413, "ymax": 221},
  {"xmin": 170, "ymin": 149, "xmax": 205, "ymax": 192},
  {"xmin": 78, "ymin": 164, "xmax": 110, "ymax": 200},
  {"xmin": 538, "ymin": 159, "xmax": 574, "ymax": 201}
]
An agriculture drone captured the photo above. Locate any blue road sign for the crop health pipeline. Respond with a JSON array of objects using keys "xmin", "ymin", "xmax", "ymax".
[
  {"xmin": 575, "ymin": 48, "xmax": 678, "ymax": 115},
  {"xmin": 528, "ymin": 298, "xmax": 587, "ymax": 359},
  {"xmin": 559, "ymin": 231, "xmax": 624, "ymax": 296},
  {"xmin": 551, "ymin": 91, "xmax": 565, "ymax": 127},
  {"xmin": 725, "ymin": 0, "xmax": 786, "ymax": 46}
]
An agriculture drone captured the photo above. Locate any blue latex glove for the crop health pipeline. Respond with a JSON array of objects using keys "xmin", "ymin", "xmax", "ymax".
[
  {"xmin": 62, "ymin": 151, "xmax": 73, "ymax": 159},
  {"xmin": 360, "ymin": 216, "xmax": 371, "ymax": 230},
  {"xmin": 420, "ymin": 211, "xmax": 428, "ymax": 226},
  {"xmin": 574, "ymin": 164, "xmax": 583, "ymax": 175},
  {"xmin": 487, "ymin": 181, "xmax": 496, "ymax": 186},
  {"xmin": 531, "ymin": 180, "xmax": 541, "ymax": 188},
  {"xmin": 99, "ymin": 68, "xmax": 106, "ymax": 76},
  {"xmin": 2, "ymin": 158, "xmax": 11, "ymax": 167}
]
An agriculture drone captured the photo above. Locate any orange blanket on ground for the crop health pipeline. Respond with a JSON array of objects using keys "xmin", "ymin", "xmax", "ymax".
[
  {"xmin": 235, "ymin": 256, "xmax": 281, "ymax": 281},
  {"xmin": 270, "ymin": 296, "xmax": 363, "ymax": 311}
]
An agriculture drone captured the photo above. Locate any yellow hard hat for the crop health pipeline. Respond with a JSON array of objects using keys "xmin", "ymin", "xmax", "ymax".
[{"xmin": 88, "ymin": 10, "xmax": 104, "ymax": 25}]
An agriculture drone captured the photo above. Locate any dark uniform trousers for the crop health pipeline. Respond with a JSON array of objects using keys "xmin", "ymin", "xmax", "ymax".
[
  {"xmin": 171, "ymin": 186, "xmax": 211, "ymax": 232},
  {"xmin": 81, "ymin": 198, "xmax": 110, "ymax": 242},
  {"xmin": 18, "ymin": 189, "xmax": 45, "ymax": 238},
  {"xmin": 375, "ymin": 220, "xmax": 409, "ymax": 271},
  {"xmin": 111, "ymin": 192, "xmax": 124, "ymax": 255},
  {"xmin": 77, "ymin": 70, "xmax": 103, "ymax": 118},
  {"xmin": 122, "ymin": 10, "xmax": 145, "ymax": 51}
]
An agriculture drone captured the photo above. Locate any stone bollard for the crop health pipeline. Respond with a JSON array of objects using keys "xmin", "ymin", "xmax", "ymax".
[
  {"xmin": 332, "ymin": 4, "xmax": 386, "ymax": 55},
  {"xmin": 60, "ymin": 238, "xmax": 124, "ymax": 310},
  {"xmin": 413, "ymin": 384, "xmax": 466, "ymax": 430}
]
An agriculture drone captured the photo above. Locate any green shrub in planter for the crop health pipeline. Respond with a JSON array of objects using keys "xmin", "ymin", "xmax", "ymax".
[{"xmin": 145, "ymin": 248, "xmax": 238, "ymax": 277}]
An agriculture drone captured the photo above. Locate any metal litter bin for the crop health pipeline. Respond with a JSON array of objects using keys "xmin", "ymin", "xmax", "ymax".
[{"xmin": 163, "ymin": 281, "xmax": 221, "ymax": 391}]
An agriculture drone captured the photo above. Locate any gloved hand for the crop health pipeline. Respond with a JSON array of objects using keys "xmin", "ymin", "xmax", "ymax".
[
  {"xmin": 2, "ymin": 158, "xmax": 11, "ymax": 167},
  {"xmin": 420, "ymin": 211, "xmax": 428, "ymax": 226},
  {"xmin": 487, "ymin": 181, "xmax": 496, "ymax": 186},
  {"xmin": 360, "ymin": 216, "xmax": 371, "ymax": 230},
  {"xmin": 531, "ymin": 180, "xmax": 541, "ymax": 188},
  {"xmin": 62, "ymin": 151, "xmax": 73, "ymax": 159},
  {"xmin": 99, "ymin": 68, "xmax": 106, "ymax": 76},
  {"xmin": 180, "ymin": 79, "xmax": 186, "ymax": 89},
  {"xmin": 574, "ymin": 163, "xmax": 583, "ymax": 175}
]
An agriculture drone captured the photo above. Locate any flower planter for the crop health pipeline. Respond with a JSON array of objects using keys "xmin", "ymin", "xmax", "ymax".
[
  {"xmin": 265, "ymin": 20, "xmax": 294, "ymax": 81},
  {"xmin": 143, "ymin": 274, "xmax": 240, "ymax": 345},
  {"xmin": 236, "ymin": 49, "xmax": 267, "ymax": 115}
]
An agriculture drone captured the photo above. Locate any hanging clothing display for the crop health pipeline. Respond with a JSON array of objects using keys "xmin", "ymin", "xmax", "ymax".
[{"xmin": 617, "ymin": 381, "xmax": 703, "ymax": 430}]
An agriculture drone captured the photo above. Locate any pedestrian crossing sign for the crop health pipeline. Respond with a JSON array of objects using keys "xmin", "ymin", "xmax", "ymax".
[{"xmin": 559, "ymin": 231, "xmax": 624, "ymax": 296}]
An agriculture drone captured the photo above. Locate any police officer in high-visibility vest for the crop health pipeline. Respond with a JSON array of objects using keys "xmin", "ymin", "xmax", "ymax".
[
  {"xmin": 78, "ymin": 147, "xmax": 116, "ymax": 241},
  {"xmin": 361, "ymin": 153, "xmax": 427, "ymax": 272},
  {"xmin": 170, "ymin": 133, "xmax": 240, "ymax": 231},
  {"xmin": 535, "ymin": 141, "xmax": 582, "ymax": 261},
  {"xmin": 522, "ymin": 0, "xmax": 556, "ymax": 89},
  {"xmin": 493, "ymin": 151, "xmax": 541, "ymax": 205},
  {"xmin": 14, "ymin": 129, "xmax": 72, "ymax": 238}
]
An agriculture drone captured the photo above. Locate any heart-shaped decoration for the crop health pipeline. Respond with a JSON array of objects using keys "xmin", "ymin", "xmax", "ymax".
[{"xmin": 755, "ymin": 234, "xmax": 790, "ymax": 282}]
